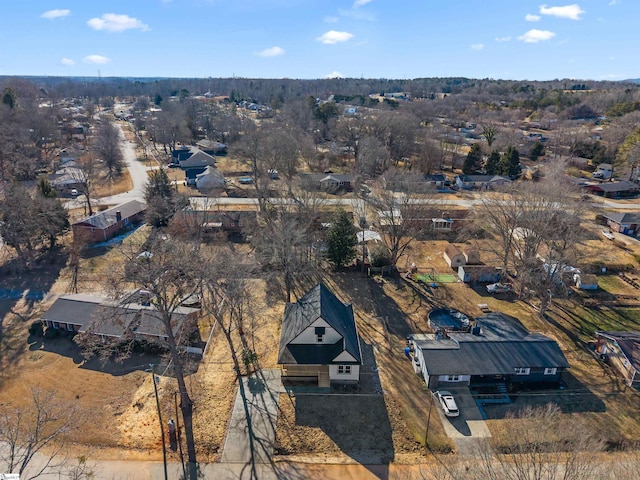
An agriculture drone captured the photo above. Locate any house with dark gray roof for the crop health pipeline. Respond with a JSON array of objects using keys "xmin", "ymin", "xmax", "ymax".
[
  {"xmin": 278, "ymin": 283, "xmax": 362, "ymax": 387},
  {"xmin": 41, "ymin": 293, "xmax": 199, "ymax": 344},
  {"xmin": 300, "ymin": 173, "xmax": 354, "ymax": 193},
  {"xmin": 595, "ymin": 331, "xmax": 640, "ymax": 387},
  {"xmin": 410, "ymin": 312, "xmax": 570, "ymax": 390},
  {"xmin": 600, "ymin": 211, "xmax": 640, "ymax": 236},
  {"xmin": 584, "ymin": 180, "xmax": 640, "ymax": 198},
  {"xmin": 455, "ymin": 174, "xmax": 511, "ymax": 190},
  {"xmin": 72, "ymin": 200, "xmax": 146, "ymax": 243}
]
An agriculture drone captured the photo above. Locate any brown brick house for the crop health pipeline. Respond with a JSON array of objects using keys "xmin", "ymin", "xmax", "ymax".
[{"xmin": 72, "ymin": 200, "xmax": 146, "ymax": 243}]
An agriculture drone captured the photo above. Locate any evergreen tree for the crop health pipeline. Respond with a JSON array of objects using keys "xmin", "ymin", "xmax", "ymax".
[
  {"xmin": 144, "ymin": 168, "xmax": 181, "ymax": 227},
  {"xmin": 485, "ymin": 150, "xmax": 501, "ymax": 175},
  {"xmin": 501, "ymin": 146, "xmax": 522, "ymax": 178},
  {"xmin": 326, "ymin": 209, "xmax": 357, "ymax": 268},
  {"xmin": 530, "ymin": 141, "xmax": 545, "ymax": 161},
  {"xmin": 463, "ymin": 143, "xmax": 483, "ymax": 174}
]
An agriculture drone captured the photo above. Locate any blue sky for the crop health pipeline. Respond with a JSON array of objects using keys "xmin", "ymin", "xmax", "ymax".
[{"xmin": 1, "ymin": 1, "xmax": 637, "ymax": 80}]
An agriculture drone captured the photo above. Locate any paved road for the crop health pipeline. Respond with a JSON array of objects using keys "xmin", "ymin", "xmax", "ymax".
[{"xmin": 66, "ymin": 122, "xmax": 151, "ymax": 210}]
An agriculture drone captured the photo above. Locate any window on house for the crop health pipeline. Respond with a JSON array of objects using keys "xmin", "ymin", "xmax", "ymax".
[
  {"xmin": 623, "ymin": 359, "xmax": 630, "ymax": 368},
  {"xmin": 544, "ymin": 368, "xmax": 557, "ymax": 375},
  {"xmin": 338, "ymin": 365, "xmax": 351, "ymax": 375},
  {"xmin": 67, "ymin": 323, "xmax": 75, "ymax": 332},
  {"xmin": 515, "ymin": 368, "xmax": 530, "ymax": 375},
  {"xmin": 315, "ymin": 326, "xmax": 325, "ymax": 343},
  {"xmin": 53, "ymin": 322, "xmax": 59, "ymax": 329},
  {"xmin": 446, "ymin": 375, "xmax": 460, "ymax": 382}
]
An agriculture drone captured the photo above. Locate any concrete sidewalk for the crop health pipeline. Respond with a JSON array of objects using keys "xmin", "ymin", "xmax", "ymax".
[{"xmin": 220, "ymin": 369, "xmax": 284, "ymax": 465}]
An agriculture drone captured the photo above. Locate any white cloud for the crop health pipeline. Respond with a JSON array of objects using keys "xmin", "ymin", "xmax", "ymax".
[
  {"xmin": 83, "ymin": 55, "xmax": 110, "ymax": 64},
  {"xmin": 518, "ymin": 29, "xmax": 556, "ymax": 43},
  {"xmin": 41, "ymin": 9, "xmax": 71, "ymax": 19},
  {"xmin": 87, "ymin": 13, "xmax": 150, "ymax": 32},
  {"xmin": 608, "ymin": 0, "xmax": 619, "ymax": 5},
  {"xmin": 495, "ymin": 36, "xmax": 512, "ymax": 42},
  {"xmin": 525, "ymin": 14, "xmax": 541, "ymax": 22},
  {"xmin": 256, "ymin": 46, "xmax": 284, "ymax": 57},
  {"xmin": 324, "ymin": 71, "xmax": 345, "ymax": 79},
  {"xmin": 539, "ymin": 4, "xmax": 585, "ymax": 20},
  {"xmin": 324, "ymin": 16, "xmax": 339, "ymax": 23},
  {"xmin": 317, "ymin": 30, "xmax": 354, "ymax": 44},
  {"xmin": 353, "ymin": 0, "xmax": 372, "ymax": 7},
  {"xmin": 471, "ymin": 43, "xmax": 484, "ymax": 51},
  {"xmin": 60, "ymin": 58, "xmax": 75, "ymax": 66}
]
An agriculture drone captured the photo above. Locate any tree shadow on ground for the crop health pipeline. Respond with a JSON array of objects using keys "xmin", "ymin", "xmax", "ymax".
[
  {"xmin": 481, "ymin": 371, "xmax": 606, "ymax": 419},
  {"xmin": 294, "ymin": 393, "xmax": 394, "ymax": 477},
  {"xmin": 27, "ymin": 331, "xmax": 202, "ymax": 376},
  {"xmin": 0, "ymin": 250, "xmax": 67, "ymax": 374}
]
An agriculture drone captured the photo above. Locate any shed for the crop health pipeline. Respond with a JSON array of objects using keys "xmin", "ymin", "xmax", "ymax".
[
  {"xmin": 458, "ymin": 265, "xmax": 501, "ymax": 283},
  {"xmin": 574, "ymin": 273, "xmax": 598, "ymax": 290},
  {"xmin": 444, "ymin": 244, "xmax": 466, "ymax": 269},
  {"xmin": 463, "ymin": 247, "xmax": 481, "ymax": 265}
]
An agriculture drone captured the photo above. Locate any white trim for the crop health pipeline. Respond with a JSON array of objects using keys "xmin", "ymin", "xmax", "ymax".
[
  {"xmin": 544, "ymin": 367, "xmax": 557, "ymax": 375},
  {"xmin": 515, "ymin": 367, "xmax": 530, "ymax": 375}
]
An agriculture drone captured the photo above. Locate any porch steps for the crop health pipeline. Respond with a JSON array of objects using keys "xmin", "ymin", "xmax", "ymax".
[{"xmin": 318, "ymin": 371, "xmax": 331, "ymax": 388}]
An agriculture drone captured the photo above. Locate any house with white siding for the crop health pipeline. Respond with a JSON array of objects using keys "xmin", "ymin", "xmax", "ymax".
[{"xmin": 278, "ymin": 283, "xmax": 362, "ymax": 387}]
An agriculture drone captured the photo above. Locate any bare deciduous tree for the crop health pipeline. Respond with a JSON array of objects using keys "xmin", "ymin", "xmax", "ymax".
[{"xmin": 0, "ymin": 388, "xmax": 82, "ymax": 480}]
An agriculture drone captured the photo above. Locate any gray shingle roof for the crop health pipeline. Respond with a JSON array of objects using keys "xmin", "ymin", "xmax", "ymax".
[
  {"xmin": 590, "ymin": 180, "xmax": 639, "ymax": 193},
  {"xmin": 73, "ymin": 200, "xmax": 146, "ymax": 229},
  {"xmin": 602, "ymin": 211, "xmax": 640, "ymax": 225},
  {"xmin": 278, "ymin": 283, "xmax": 361, "ymax": 365},
  {"xmin": 596, "ymin": 331, "xmax": 640, "ymax": 374},
  {"xmin": 415, "ymin": 312, "xmax": 569, "ymax": 376},
  {"xmin": 41, "ymin": 294, "xmax": 198, "ymax": 338}
]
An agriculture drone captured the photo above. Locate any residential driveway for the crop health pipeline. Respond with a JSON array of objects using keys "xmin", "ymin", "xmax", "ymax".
[
  {"xmin": 221, "ymin": 369, "xmax": 285, "ymax": 465},
  {"xmin": 432, "ymin": 386, "xmax": 491, "ymax": 455}
]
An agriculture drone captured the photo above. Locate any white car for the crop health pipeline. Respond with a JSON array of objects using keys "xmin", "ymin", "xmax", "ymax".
[
  {"xmin": 70, "ymin": 188, "xmax": 79, "ymax": 196},
  {"xmin": 435, "ymin": 391, "xmax": 459, "ymax": 417},
  {"xmin": 486, "ymin": 282, "xmax": 512, "ymax": 294}
]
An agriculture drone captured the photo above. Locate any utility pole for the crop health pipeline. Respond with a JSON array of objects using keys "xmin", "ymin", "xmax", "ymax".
[{"xmin": 150, "ymin": 364, "xmax": 169, "ymax": 480}]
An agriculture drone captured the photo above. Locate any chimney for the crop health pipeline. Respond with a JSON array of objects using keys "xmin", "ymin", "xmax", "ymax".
[{"xmin": 116, "ymin": 210, "xmax": 122, "ymax": 222}]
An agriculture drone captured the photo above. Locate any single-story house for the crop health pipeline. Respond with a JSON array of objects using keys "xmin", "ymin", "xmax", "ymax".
[
  {"xmin": 196, "ymin": 139, "xmax": 228, "ymax": 155},
  {"xmin": 171, "ymin": 209, "xmax": 257, "ymax": 240},
  {"xmin": 574, "ymin": 273, "xmax": 598, "ymax": 290},
  {"xmin": 179, "ymin": 150, "xmax": 216, "ymax": 170},
  {"xmin": 595, "ymin": 331, "xmax": 640, "ymax": 387},
  {"xmin": 195, "ymin": 166, "xmax": 225, "ymax": 192},
  {"xmin": 72, "ymin": 200, "xmax": 147, "ymax": 243},
  {"xmin": 411, "ymin": 312, "xmax": 570, "ymax": 390},
  {"xmin": 455, "ymin": 175, "xmax": 511, "ymax": 190},
  {"xmin": 278, "ymin": 283, "xmax": 362, "ymax": 387},
  {"xmin": 49, "ymin": 167, "xmax": 85, "ymax": 194},
  {"xmin": 463, "ymin": 247, "xmax": 481, "ymax": 265},
  {"xmin": 584, "ymin": 180, "xmax": 640, "ymax": 198},
  {"xmin": 41, "ymin": 293, "xmax": 199, "ymax": 344},
  {"xmin": 600, "ymin": 212, "xmax": 640, "ymax": 236},
  {"xmin": 300, "ymin": 173, "xmax": 354, "ymax": 193},
  {"xmin": 383, "ymin": 173, "xmax": 446, "ymax": 192},
  {"xmin": 444, "ymin": 244, "xmax": 466, "ymax": 269}
]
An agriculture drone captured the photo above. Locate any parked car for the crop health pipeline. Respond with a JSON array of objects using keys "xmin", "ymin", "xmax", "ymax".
[
  {"xmin": 435, "ymin": 391, "xmax": 459, "ymax": 417},
  {"xmin": 238, "ymin": 177, "xmax": 254, "ymax": 184},
  {"xmin": 167, "ymin": 162, "xmax": 180, "ymax": 168},
  {"xmin": 70, "ymin": 188, "xmax": 79, "ymax": 196},
  {"xmin": 486, "ymin": 282, "xmax": 512, "ymax": 294}
]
